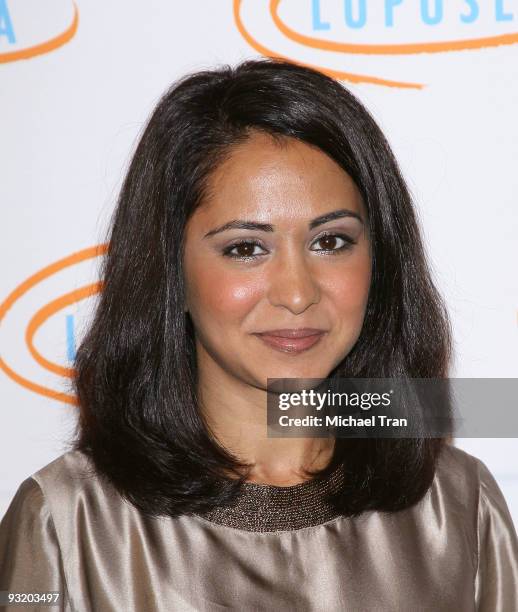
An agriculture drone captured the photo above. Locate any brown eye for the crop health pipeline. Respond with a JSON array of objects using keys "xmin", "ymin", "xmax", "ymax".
[
  {"xmin": 222, "ymin": 240, "xmax": 267, "ymax": 260},
  {"xmin": 234, "ymin": 242, "xmax": 256, "ymax": 257},
  {"xmin": 311, "ymin": 233, "xmax": 355, "ymax": 254},
  {"xmin": 319, "ymin": 235, "xmax": 339, "ymax": 250}
]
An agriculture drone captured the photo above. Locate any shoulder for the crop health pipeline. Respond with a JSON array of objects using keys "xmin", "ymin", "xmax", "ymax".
[
  {"xmin": 0, "ymin": 476, "xmax": 48, "ymax": 532},
  {"xmin": 436, "ymin": 441, "xmax": 483, "ymax": 476},
  {"xmin": 29, "ymin": 449, "xmax": 126, "ymax": 519},
  {"xmin": 4, "ymin": 450, "xmax": 137, "ymax": 561},
  {"xmin": 436, "ymin": 447, "xmax": 518, "ymax": 608},
  {"xmin": 434, "ymin": 443, "xmax": 517, "ymax": 514},
  {"xmin": 1, "ymin": 450, "xmax": 119, "ymax": 533},
  {"xmin": 432, "ymin": 443, "xmax": 518, "ymax": 525},
  {"xmin": 19, "ymin": 450, "xmax": 129, "ymax": 532},
  {"xmin": 433, "ymin": 443, "xmax": 498, "ymax": 507},
  {"xmin": 0, "ymin": 475, "xmax": 65, "ymax": 594},
  {"xmin": 433, "ymin": 443, "xmax": 518, "ymax": 555},
  {"xmin": 31, "ymin": 449, "xmax": 98, "ymax": 496},
  {"xmin": 419, "ymin": 443, "xmax": 510, "ymax": 543},
  {"xmin": 1, "ymin": 451, "xmax": 91, "ymax": 533},
  {"xmin": 2, "ymin": 450, "xmax": 103, "ymax": 520}
]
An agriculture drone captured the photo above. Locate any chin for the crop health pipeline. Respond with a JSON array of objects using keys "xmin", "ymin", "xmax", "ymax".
[{"xmin": 260, "ymin": 364, "xmax": 332, "ymax": 381}]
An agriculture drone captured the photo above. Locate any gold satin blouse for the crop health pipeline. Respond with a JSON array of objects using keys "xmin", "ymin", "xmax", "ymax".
[{"xmin": 1, "ymin": 443, "xmax": 517, "ymax": 611}]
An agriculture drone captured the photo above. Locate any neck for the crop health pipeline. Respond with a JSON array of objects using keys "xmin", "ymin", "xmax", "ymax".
[{"xmin": 197, "ymin": 351, "xmax": 335, "ymax": 486}]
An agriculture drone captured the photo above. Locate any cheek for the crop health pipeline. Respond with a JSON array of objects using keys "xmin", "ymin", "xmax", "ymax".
[
  {"xmin": 324, "ymin": 257, "xmax": 372, "ymax": 316},
  {"xmin": 188, "ymin": 262, "xmax": 262, "ymax": 323}
]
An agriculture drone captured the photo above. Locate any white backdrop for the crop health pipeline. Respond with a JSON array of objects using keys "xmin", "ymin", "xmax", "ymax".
[{"xmin": 1, "ymin": 0, "xmax": 517, "ymax": 524}]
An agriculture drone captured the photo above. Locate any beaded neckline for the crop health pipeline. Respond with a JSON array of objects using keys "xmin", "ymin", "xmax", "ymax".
[{"xmin": 195, "ymin": 463, "xmax": 345, "ymax": 533}]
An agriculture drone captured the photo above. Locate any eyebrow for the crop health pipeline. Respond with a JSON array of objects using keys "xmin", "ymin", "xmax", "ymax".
[{"xmin": 203, "ymin": 208, "xmax": 363, "ymax": 239}]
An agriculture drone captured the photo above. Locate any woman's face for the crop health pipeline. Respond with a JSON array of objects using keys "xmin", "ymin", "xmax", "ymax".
[{"xmin": 183, "ymin": 131, "xmax": 371, "ymax": 388}]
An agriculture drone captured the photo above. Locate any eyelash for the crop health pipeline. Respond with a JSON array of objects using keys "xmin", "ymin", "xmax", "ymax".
[{"xmin": 221, "ymin": 232, "xmax": 356, "ymax": 261}]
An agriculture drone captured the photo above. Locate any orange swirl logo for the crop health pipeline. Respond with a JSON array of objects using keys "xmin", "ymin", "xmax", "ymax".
[
  {"xmin": 0, "ymin": 0, "xmax": 78, "ymax": 64},
  {"xmin": 0, "ymin": 246, "xmax": 106, "ymax": 405},
  {"xmin": 233, "ymin": 0, "xmax": 518, "ymax": 88}
]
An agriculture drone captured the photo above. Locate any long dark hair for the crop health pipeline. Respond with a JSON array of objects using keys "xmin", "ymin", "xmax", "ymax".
[{"xmin": 72, "ymin": 57, "xmax": 452, "ymax": 518}]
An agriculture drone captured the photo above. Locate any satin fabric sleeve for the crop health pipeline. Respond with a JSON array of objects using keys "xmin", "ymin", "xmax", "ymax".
[
  {"xmin": 0, "ymin": 477, "xmax": 69, "ymax": 611},
  {"xmin": 474, "ymin": 458, "xmax": 518, "ymax": 611}
]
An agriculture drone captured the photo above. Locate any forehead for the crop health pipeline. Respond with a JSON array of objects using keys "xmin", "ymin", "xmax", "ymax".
[{"xmin": 196, "ymin": 131, "xmax": 364, "ymax": 223}]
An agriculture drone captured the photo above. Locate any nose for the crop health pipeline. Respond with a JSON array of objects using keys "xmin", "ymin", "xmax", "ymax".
[{"xmin": 266, "ymin": 248, "xmax": 321, "ymax": 315}]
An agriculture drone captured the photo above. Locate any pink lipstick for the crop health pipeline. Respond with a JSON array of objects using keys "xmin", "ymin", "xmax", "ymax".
[{"xmin": 253, "ymin": 329, "xmax": 326, "ymax": 354}]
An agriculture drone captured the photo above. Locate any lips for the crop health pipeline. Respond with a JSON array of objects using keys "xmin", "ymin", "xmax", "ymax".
[
  {"xmin": 254, "ymin": 329, "xmax": 326, "ymax": 354},
  {"xmin": 255, "ymin": 328, "xmax": 325, "ymax": 338}
]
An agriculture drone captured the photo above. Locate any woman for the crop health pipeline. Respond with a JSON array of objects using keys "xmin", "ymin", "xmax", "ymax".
[{"xmin": 1, "ymin": 57, "xmax": 517, "ymax": 611}]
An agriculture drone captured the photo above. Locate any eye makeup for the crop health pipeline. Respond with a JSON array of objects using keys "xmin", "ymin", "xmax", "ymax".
[{"xmin": 221, "ymin": 230, "xmax": 358, "ymax": 261}]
